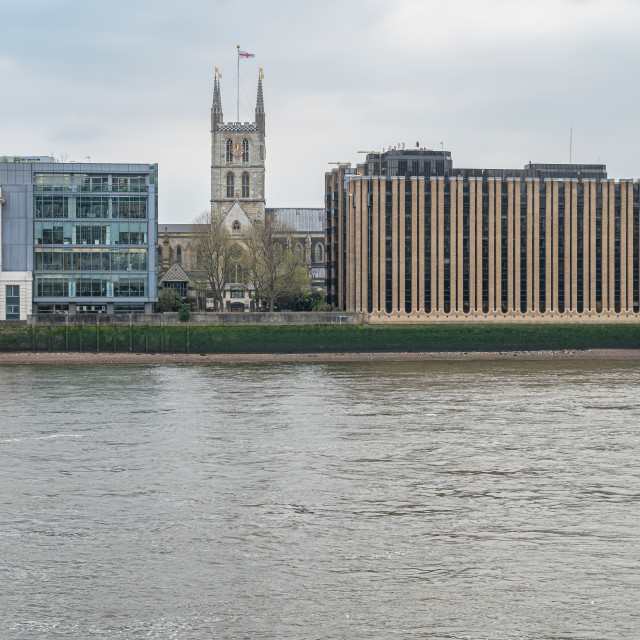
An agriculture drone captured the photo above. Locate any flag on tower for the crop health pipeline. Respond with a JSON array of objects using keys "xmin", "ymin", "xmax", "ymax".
[{"xmin": 238, "ymin": 50, "xmax": 255, "ymax": 58}]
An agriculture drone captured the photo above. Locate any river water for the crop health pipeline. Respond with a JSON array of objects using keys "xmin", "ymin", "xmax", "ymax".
[{"xmin": 0, "ymin": 360, "xmax": 638, "ymax": 639}]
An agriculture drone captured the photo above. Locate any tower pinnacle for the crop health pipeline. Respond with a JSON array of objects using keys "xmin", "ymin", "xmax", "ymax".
[
  {"xmin": 255, "ymin": 68, "xmax": 265, "ymax": 133},
  {"xmin": 211, "ymin": 68, "xmax": 223, "ymax": 129},
  {"xmin": 211, "ymin": 66, "xmax": 265, "ymax": 221}
]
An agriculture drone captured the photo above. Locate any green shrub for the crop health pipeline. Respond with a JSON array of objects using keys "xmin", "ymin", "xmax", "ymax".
[
  {"xmin": 155, "ymin": 288, "xmax": 182, "ymax": 312},
  {"xmin": 179, "ymin": 304, "xmax": 191, "ymax": 322}
]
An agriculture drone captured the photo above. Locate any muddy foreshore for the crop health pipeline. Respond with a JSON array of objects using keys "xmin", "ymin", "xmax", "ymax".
[{"xmin": 1, "ymin": 349, "xmax": 640, "ymax": 365}]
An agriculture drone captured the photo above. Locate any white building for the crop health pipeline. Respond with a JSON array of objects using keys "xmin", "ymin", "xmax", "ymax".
[{"xmin": 0, "ymin": 186, "xmax": 32, "ymax": 320}]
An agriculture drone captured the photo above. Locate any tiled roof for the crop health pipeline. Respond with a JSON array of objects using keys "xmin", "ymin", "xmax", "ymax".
[
  {"xmin": 158, "ymin": 224, "xmax": 207, "ymax": 234},
  {"xmin": 160, "ymin": 262, "xmax": 190, "ymax": 283},
  {"xmin": 159, "ymin": 211, "xmax": 326, "ymax": 234},
  {"xmin": 267, "ymin": 208, "xmax": 325, "ymax": 232}
]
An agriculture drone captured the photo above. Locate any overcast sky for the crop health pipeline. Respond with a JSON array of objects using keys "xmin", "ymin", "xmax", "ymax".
[{"xmin": 2, "ymin": 0, "xmax": 640, "ymax": 222}]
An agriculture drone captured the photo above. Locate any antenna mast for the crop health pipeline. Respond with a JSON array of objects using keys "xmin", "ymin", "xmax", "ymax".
[{"xmin": 570, "ymin": 126, "xmax": 573, "ymax": 164}]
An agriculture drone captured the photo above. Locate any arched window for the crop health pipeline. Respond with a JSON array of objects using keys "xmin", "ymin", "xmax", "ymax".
[
  {"xmin": 315, "ymin": 243, "xmax": 323, "ymax": 263},
  {"xmin": 226, "ymin": 139, "xmax": 233, "ymax": 163},
  {"xmin": 226, "ymin": 172, "xmax": 234, "ymax": 198},
  {"xmin": 295, "ymin": 244, "xmax": 302, "ymax": 260},
  {"xmin": 158, "ymin": 246, "xmax": 163, "ymax": 263},
  {"xmin": 176, "ymin": 246, "xmax": 182, "ymax": 265},
  {"xmin": 241, "ymin": 172, "xmax": 250, "ymax": 198},
  {"xmin": 232, "ymin": 220, "xmax": 241, "ymax": 233},
  {"xmin": 242, "ymin": 138, "xmax": 249, "ymax": 162}
]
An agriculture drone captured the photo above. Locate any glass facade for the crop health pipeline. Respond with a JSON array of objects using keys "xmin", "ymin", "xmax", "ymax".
[
  {"xmin": 32, "ymin": 169, "xmax": 156, "ymax": 309},
  {"xmin": 34, "ymin": 274, "xmax": 147, "ymax": 297},
  {"xmin": 34, "ymin": 221, "xmax": 148, "ymax": 245},
  {"xmin": 34, "ymin": 172, "xmax": 148, "ymax": 193},
  {"xmin": 34, "ymin": 248, "xmax": 148, "ymax": 271},
  {"xmin": 35, "ymin": 194, "xmax": 147, "ymax": 219}
]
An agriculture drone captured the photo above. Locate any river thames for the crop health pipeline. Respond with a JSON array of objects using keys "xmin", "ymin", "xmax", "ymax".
[{"xmin": 1, "ymin": 360, "xmax": 638, "ymax": 639}]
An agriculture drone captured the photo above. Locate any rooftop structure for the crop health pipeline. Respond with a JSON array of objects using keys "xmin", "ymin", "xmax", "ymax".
[{"xmin": 362, "ymin": 148, "xmax": 607, "ymax": 180}]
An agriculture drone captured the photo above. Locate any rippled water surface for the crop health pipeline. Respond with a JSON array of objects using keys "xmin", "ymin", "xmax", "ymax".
[{"xmin": 1, "ymin": 360, "xmax": 639, "ymax": 639}]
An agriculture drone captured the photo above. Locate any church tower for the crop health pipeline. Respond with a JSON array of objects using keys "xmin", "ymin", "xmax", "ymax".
[{"xmin": 210, "ymin": 69, "xmax": 266, "ymax": 228}]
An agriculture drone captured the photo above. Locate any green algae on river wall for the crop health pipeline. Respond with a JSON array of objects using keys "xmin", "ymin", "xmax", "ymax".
[{"xmin": 1, "ymin": 323, "xmax": 640, "ymax": 354}]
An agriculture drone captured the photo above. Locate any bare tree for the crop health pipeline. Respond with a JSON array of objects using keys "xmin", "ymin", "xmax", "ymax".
[
  {"xmin": 191, "ymin": 210, "xmax": 243, "ymax": 311},
  {"xmin": 243, "ymin": 217, "xmax": 309, "ymax": 311}
]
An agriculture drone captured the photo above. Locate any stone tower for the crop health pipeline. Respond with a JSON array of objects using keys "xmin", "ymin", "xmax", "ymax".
[{"xmin": 210, "ymin": 71, "xmax": 266, "ymax": 229}]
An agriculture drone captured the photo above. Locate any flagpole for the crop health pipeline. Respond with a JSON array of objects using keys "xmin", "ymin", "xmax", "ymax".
[{"xmin": 236, "ymin": 44, "xmax": 240, "ymax": 121}]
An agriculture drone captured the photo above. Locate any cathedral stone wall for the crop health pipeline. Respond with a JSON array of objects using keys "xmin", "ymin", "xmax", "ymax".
[
  {"xmin": 210, "ymin": 123, "xmax": 266, "ymax": 222},
  {"xmin": 158, "ymin": 69, "xmax": 327, "ymax": 308},
  {"xmin": 210, "ymin": 73, "xmax": 266, "ymax": 224}
]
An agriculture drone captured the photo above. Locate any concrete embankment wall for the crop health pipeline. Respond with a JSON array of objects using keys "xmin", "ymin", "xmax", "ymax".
[
  {"xmin": 27, "ymin": 312, "xmax": 364, "ymax": 326},
  {"xmin": 1, "ymin": 320, "xmax": 639, "ymax": 354}
]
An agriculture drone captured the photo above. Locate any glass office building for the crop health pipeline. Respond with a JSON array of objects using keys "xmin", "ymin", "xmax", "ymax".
[{"xmin": 0, "ymin": 158, "xmax": 158, "ymax": 315}]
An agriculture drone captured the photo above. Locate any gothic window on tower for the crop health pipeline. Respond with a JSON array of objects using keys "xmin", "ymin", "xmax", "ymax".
[
  {"xmin": 241, "ymin": 172, "xmax": 250, "ymax": 198},
  {"xmin": 226, "ymin": 172, "xmax": 235, "ymax": 198},
  {"xmin": 176, "ymin": 246, "xmax": 183, "ymax": 265},
  {"xmin": 226, "ymin": 139, "xmax": 233, "ymax": 163},
  {"xmin": 232, "ymin": 220, "xmax": 241, "ymax": 233},
  {"xmin": 242, "ymin": 139, "xmax": 250, "ymax": 162}
]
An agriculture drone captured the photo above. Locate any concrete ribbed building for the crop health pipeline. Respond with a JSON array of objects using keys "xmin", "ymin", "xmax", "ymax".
[{"xmin": 325, "ymin": 150, "xmax": 639, "ymax": 322}]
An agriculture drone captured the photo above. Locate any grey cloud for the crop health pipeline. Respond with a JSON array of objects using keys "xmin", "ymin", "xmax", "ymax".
[{"xmin": 2, "ymin": 0, "xmax": 639, "ymax": 221}]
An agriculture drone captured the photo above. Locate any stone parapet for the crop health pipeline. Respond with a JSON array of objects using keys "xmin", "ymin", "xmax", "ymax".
[{"xmin": 366, "ymin": 310, "xmax": 640, "ymax": 324}]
